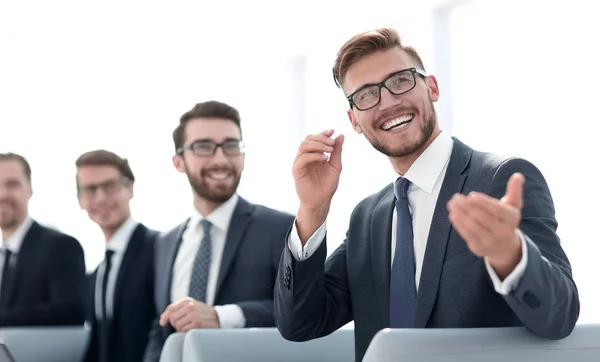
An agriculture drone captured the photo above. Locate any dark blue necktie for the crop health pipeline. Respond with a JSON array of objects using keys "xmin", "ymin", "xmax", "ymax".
[
  {"xmin": 189, "ymin": 220, "xmax": 212, "ymax": 302},
  {"xmin": 389, "ymin": 177, "xmax": 417, "ymax": 328}
]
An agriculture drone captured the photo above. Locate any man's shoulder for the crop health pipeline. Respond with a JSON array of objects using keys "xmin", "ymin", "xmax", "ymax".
[
  {"xmin": 32, "ymin": 221, "xmax": 81, "ymax": 246},
  {"xmin": 247, "ymin": 201, "xmax": 295, "ymax": 225}
]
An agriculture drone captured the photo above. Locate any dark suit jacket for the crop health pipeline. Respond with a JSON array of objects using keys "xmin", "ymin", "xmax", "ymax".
[
  {"xmin": 274, "ymin": 138, "xmax": 580, "ymax": 362},
  {"xmin": 0, "ymin": 220, "xmax": 86, "ymax": 326},
  {"xmin": 143, "ymin": 197, "xmax": 295, "ymax": 362},
  {"xmin": 84, "ymin": 223, "xmax": 158, "ymax": 362}
]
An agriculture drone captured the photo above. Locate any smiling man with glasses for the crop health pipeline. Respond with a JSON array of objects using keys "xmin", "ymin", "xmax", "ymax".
[
  {"xmin": 76, "ymin": 150, "xmax": 159, "ymax": 362},
  {"xmin": 275, "ymin": 27, "xmax": 579, "ymax": 362},
  {"xmin": 144, "ymin": 100, "xmax": 294, "ymax": 362}
]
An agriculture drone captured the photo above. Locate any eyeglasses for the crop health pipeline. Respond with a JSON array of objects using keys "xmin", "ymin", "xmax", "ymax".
[
  {"xmin": 338, "ymin": 67, "xmax": 428, "ymax": 111},
  {"xmin": 177, "ymin": 139, "xmax": 245, "ymax": 157},
  {"xmin": 78, "ymin": 177, "xmax": 130, "ymax": 199}
]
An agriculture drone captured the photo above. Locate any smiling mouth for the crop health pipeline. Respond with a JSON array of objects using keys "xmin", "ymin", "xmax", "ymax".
[
  {"xmin": 205, "ymin": 171, "xmax": 231, "ymax": 181},
  {"xmin": 380, "ymin": 114, "xmax": 414, "ymax": 131}
]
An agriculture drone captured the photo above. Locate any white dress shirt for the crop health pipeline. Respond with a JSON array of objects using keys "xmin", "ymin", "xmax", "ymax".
[
  {"xmin": 95, "ymin": 217, "xmax": 138, "ymax": 320},
  {"xmin": 0, "ymin": 217, "xmax": 33, "ymax": 296},
  {"xmin": 289, "ymin": 130, "xmax": 528, "ymax": 295},
  {"xmin": 170, "ymin": 193, "xmax": 245, "ymax": 329}
]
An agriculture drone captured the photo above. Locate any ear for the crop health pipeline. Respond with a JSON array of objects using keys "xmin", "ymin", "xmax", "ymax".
[
  {"xmin": 172, "ymin": 154, "xmax": 186, "ymax": 173},
  {"xmin": 347, "ymin": 109, "xmax": 363, "ymax": 134},
  {"xmin": 426, "ymin": 74, "xmax": 440, "ymax": 102},
  {"xmin": 127, "ymin": 181, "xmax": 134, "ymax": 200}
]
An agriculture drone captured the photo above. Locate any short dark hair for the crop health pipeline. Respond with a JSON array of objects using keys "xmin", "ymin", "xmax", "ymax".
[
  {"xmin": 75, "ymin": 150, "xmax": 135, "ymax": 183},
  {"xmin": 173, "ymin": 100, "xmax": 242, "ymax": 152},
  {"xmin": 0, "ymin": 152, "xmax": 32, "ymax": 182},
  {"xmin": 333, "ymin": 27, "xmax": 425, "ymax": 89}
]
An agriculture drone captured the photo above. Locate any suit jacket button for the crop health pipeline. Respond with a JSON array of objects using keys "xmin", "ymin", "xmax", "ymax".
[{"xmin": 522, "ymin": 291, "xmax": 541, "ymax": 309}]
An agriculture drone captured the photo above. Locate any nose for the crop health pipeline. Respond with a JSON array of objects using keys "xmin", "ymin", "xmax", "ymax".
[
  {"xmin": 378, "ymin": 87, "xmax": 400, "ymax": 111},
  {"xmin": 92, "ymin": 188, "xmax": 109, "ymax": 203},
  {"xmin": 210, "ymin": 147, "xmax": 230, "ymax": 165}
]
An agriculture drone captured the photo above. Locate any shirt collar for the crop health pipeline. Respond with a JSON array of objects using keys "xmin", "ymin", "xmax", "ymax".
[
  {"xmin": 190, "ymin": 194, "xmax": 239, "ymax": 232},
  {"xmin": 399, "ymin": 131, "xmax": 454, "ymax": 194},
  {"xmin": 2, "ymin": 217, "xmax": 33, "ymax": 253},
  {"xmin": 106, "ymin": 217, "xmax": 138, "ymax": 254}
]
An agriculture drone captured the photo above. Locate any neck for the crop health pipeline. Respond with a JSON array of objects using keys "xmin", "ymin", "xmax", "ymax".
[
  {"xmin": 193, "ymin": 196, "xmax": 225, "ymax": 216},
  {"xmin": 102, "ymin": 217, "xmax": 129, "ymax": 242},
  {"xmin": 389, "ymin": 128, "xmax": 442, "ymax": 175},
  {"xmin": 1, "ymin": 216, "xmax": 27, "ymax": 242}
]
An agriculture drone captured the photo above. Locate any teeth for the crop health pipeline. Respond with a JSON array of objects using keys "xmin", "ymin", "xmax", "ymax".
[
  {"xmin": 208, "ymin": 172, "xmax": 228, "ymax": 180},
  {"xmin": 382, "ymin": 114, "xmax": 413, "ymax": 130}
]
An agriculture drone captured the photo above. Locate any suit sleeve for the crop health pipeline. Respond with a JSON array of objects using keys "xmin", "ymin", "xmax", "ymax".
[
  {"xmin": 274, "ymin": 226, "xmax": 353, "ymax": 341},
  {"xmin": 0, "ymin": 235, "xmax": 86, "ymax": 326},
  {"xmin": 489, "ymin": 158, "xmax": 579, "ymax": 339},
  {"xmin": 231, "ymin": 216, "xmax": 294, "ymax": 328}
]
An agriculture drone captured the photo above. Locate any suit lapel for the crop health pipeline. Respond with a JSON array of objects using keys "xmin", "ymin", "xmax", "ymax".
[
  {"xmin": 3, "ymin": 221, "xmax": 40, "ymax": 306},
  {"xmin": 161, "ymin": 221, "xmax": 187, "ymax": 310},
  {"xmin": 370, "ymin": 186, "xmax": 395, "ymax": 327},
  {"xmin": 112, "ymin": 224, "xmax": 145, "ymax": 315},
  {"xmin": 214, "ymin": 198, "xmax": 253, "ymax": 301},
  {"xmin": 414, "ymin": 137, "xmax": 472, "ymax": 327}
]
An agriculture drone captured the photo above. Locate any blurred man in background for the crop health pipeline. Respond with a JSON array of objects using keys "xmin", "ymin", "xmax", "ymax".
[
  {"xmin": 77, "ymin": 150, "xmax": 157, "ymax": 362},
  {"xmin": 144, "ymin": 101, "xmax": 295, "ymax": 361},
  {"xmin": 0, "ymin": 152, "xmax": 85, "ymax": 326}
]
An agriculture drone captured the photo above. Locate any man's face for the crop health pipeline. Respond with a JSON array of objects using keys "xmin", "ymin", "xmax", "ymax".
[
  {"xmin": 0, "ymin": 160, "xmax": 32, "ymax": 232},
  {"xmin": 344, "ymin": 47, "xmax": 440, "ymax": 158},
  {"xmin": 173, "ymin": 118, "xmax": 245, "ymax": 204},
  {"xmin": 77, "ymin": 165, "xmax": 132, "ymax": 231}
]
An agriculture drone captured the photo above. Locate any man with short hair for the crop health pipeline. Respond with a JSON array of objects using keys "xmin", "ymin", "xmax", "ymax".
[
  {"xmin": 274, "ymin": 28, "xmax": 579, "ymax": 362},
  {"xmin": 144, "ymin": 101, "xmax": 295, "ymax": 362},
  {"xmin": 0, "ymin": 152, "xmax": 85, "ymax": 326},
  {"xmin": 77, "ymin": 150, "xmax": 158, "ymax": 362}
]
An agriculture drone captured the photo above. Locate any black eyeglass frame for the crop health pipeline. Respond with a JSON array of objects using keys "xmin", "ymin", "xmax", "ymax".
[
  {"xmin": 176, "ymin": 139, "xmax": 246, "ymax": 157},
  {"xmin": 333, "ymin": 67, "xmax": 428, "ymax": 111}
]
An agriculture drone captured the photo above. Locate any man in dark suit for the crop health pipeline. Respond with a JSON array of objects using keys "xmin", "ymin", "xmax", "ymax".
[
  {"xmin": 76, "ymin": 150, "xmax": 158, "ymax": 362},
  {"xmin": 274, "ymin": 28, "xmax": 580, "ymax": 362},
  {"xmin": 0, "ymin": 153, "xmax": 86, "ymax": 326},
  {"xmin": 143, "ymin": 101, "xmax": 295, "ymax": 362}
]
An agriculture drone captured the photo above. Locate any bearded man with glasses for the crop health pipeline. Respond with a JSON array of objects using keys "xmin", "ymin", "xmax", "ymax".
[
  {"xmin": 144, "ymin": 100, "xmax": 295, "ymax": 362},
  {"xmin": 275, "ymin": 28, "xmax": 579, "ymax": 362}
]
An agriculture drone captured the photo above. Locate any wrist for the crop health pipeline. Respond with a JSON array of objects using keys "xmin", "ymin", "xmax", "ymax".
[{"xmin": 296, "ymin": 203, "xmax": 330, "ymax": 244}]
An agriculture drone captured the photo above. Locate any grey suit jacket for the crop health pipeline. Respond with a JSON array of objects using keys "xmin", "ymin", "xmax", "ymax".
[
  {"xmin": 144, "ymin": 197, "xmax": 295, "ymax": 362},
  {"xmin": 274, "ymin": 138, "xmax": 579, "ymax": 362}
]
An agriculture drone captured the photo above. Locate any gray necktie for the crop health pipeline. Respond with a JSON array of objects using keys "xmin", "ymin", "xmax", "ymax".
[{"xmin": 188, "ymin": 220, "xmax": 212, "ymax": 302}]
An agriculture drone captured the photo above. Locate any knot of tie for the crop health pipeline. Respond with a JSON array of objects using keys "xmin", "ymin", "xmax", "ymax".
[
  {"xmin": 200, "ymin": 219, "xmax": 212, "ymax": 233},
  {"xmin": 394, "ymin": 177, "xmax": 411, "ymax": 200},
  {"xmin": 104, "ymin": 249, "xmax": 115, "ymax": 261}
]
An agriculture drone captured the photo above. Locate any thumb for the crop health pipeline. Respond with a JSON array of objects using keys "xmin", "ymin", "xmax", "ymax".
[
  {"xmin": 502, "ymin": 172, "xmax": 525, "ymax": 209},
  {"xmin": 328, "ymin": 134, "xmax": 344, "ymax": 172}
]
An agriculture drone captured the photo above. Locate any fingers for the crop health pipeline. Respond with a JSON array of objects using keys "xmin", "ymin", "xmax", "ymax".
[
  {"xmin": 159, "ymin": 298, "xmax": 192, "ymax": 326},
  {"xmin": 328, "ymin": 134, "xmax": 344, "ymax": 172},
  {"xmin": 294, "ymin": 129, "xmax": 342, "ymax": 165},
  {"xmin": 502, "ymin": 173, "xmax": 525, "ymax": 209}
]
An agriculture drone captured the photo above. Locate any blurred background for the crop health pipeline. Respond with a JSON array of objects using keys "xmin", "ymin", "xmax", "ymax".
[{"xmin": 1, "ymin": 0, "xmax": 598, "ymax": 323}]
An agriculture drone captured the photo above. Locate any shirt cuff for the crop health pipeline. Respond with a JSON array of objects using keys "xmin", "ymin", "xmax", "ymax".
[
  {"xmin": 214, "ymin": 304, "xmax": 246, "ymax": 328},
  {"xmin": 287, "ymin": 219, "xmax": 327, "ymax": 261},
  {"xmin": 485, "ymin": 229, "xmax": 529, "ymax": 295}
]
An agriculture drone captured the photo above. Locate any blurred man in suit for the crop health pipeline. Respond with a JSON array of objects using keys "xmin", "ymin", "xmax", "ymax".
[
  {"xmin": 0, "ymin": 152, "xmax": 86, "ymax": 326},
  {"xmin": 143, "ymin": 101, "xmax": 295, "ymax": 362},
  {"xmin": 274, "ymin": 28, "xmax": 579, "ymax": 362},
  {"xmin": 77, "ymin": 150, "xmax": 158, "ymax": 362}
]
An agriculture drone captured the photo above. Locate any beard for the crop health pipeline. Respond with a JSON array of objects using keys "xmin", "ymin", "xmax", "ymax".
[
  {"xmin": 185, "ymin": 165, "xmax": 241, "ymax": 204},
  {"xmin": 0, "ymin": 200, "xmax": 22, "ymax": 231},
  {"xmin": 367, "ymin": 98, "xmax": 437, "ymax": 158}
]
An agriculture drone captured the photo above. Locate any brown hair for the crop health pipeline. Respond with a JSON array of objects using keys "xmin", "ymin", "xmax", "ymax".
[
  {"xmin": 0, "ymin": 153, "xmax": 32, "ymax": 182},
  {"xmin": 75, "ymin": 150, "xmax": 135, "ymax": 183},
  {"xmin": 333, "ymin": 28, "xmax": 425, "ymax": 89},
  {"xmin": 173, "ymin": 100, "xmax": 242, "ymax": 152}
]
